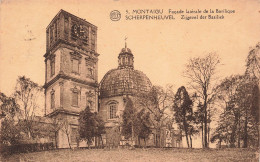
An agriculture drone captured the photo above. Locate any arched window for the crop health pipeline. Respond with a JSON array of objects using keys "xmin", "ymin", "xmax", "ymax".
[{"xmin": 109, "ymin": 103, "xmax": 117, "ymax": 119}]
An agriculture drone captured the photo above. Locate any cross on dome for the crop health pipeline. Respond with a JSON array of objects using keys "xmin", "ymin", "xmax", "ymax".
[{"xmin": 125, "ymin": 36, "xmax": 128, "ymax": 48}]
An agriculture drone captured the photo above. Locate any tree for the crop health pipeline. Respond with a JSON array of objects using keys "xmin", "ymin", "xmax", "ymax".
[
  {"xmin": 210, "ymin": 120, "xmax": 227, "ymax": 148},
  {"xmin": 173, "ymin": 86, "xmax": 193, "ymax": 148},
  {"xmin": 122, "ymin": 98, "xmax": 152, "ymax": 147},
  {"xmin": 0, "ymin": 92, "xmax": 21, "ymax": 146},
  {"xmin": 61, "ymin": 118, "xmax": 72, "ymax": 149},
  {"xmin": 245, "ymin": 42, "xmax": 260, "ymax": 147},
  {"xmin": 135, "ymin": 85, "xmax": 175, "ymax": 147},
  {"xmin": 78, "ymin": 106, "xmax": 105, "ymax": 148},
  {"xmin": 0, "ymin": 92, "xmax": 20, "ymax": 119},
  {"xmin": 213, "ymin": 43, "xmax": 260, "ymax": 148},
  {"xmin": 48, "ymin": 117, "xmax": 63, "ymax": 148},
  {"xmin": 246, "ymin": 42, "xmax": 260, "ymax": 80},
  {"xmin": 236, "ymin": 77, "xmax": 258, "ymax": 148},
  {"xmin": 0, "ymin": 118, "xmax": 22, "ymax": 145},
  {"xmin": 78, "ymin": 106, "xmax": 95, "ymax": 148},
  {"xmin": 251, "ymin": 84, "xmax": 259, "ymax": 128},
  {"xmin": 212, "ymin": 75, "xmax": 259, "ymax": 148},
  {"xmin": 193, "ymin": 101, "xmax": 205, "ymax": 147},
  {"xmin": 13, "ymin": 76, "xmax": 43, "ymax": 139},
  {"xmin": 251, "ymin": 84, "xmax": 259, "ymax": 147},
  {"xmin": 211, "ymin": 104, "xmax": 235, "ymax": 147},
  {"xmin": 93, "ymin": 112, "xmax": 105, "ymax": 148},
  {"xmin": 135, "ymin": 109, "xmax": 152, "ymax": 147},
  {"xmin": 183, "ymin": 53, "xmax": 220, "ymax": 148},
  {"xmin": 122, "ymin": 97, "xmax": 137, "ymax": 147},
  {"xmin": 214, "ymin": 75, "xmax": 244, "ymax": 147}
]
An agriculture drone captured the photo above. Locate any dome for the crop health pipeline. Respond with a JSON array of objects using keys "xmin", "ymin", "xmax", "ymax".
[
  {"xmin": 120, "ymin": 47, "xmax": 132, "ymax": 53},
  {"xmin": 99, "ymin": 68, "xmax": 152, "ymax": 98},
  {"xmin": 100, "ymin": 44, "xmax": 152, "ymax": 98}
]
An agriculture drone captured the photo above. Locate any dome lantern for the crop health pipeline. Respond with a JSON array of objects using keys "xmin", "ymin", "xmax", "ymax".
[{"xmin": 118, "ymin": 40, "xmax": 134, "ymax": 69}]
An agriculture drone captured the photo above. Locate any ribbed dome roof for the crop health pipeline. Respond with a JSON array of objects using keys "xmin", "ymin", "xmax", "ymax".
[{"xmin": 99, "ymin": 68, "xmax": 152, "ymax": 98}]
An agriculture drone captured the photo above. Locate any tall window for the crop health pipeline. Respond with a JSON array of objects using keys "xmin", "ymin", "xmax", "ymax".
[
  {"xmin": 50, "ymin": 26, "xmax": 53, "ymax": 43},
  {"xmin": 87, "ymin": 100, "xmax": 93, "ymax": 109},
  {"xmin": 72, "ymin": 91, "xmax": 78, "ymax": 106},
  {"xmin": 86, "ymin": 91, "xmax": 95, "ymax": 110},
  {"xmin": 71, "ymin": 127, "xmax": 77, "ymax": 144},
  {"xmin": 85, "ymin": 58, "xmax": 95, "ymax": 79},
  {"xmin": 72, "ymin": 59, "xmax": 79, "ymax": 74},
  {"xmin": 51, "ymin": 91, "xmax": 55, "ymax": 109},
  {"xmin": 91, "ymin": 30, "xmax": 95, "ymax": 51},
  {"xmin": 109, "ymin": 104, "xmax": 117, "ymax": 119},
  {"xmin": 87, "ymin": 67, "xmax": 94, "ymax": 78},
  {"xmin": 50, "ymin": 58, "xmax": 55, "ymax": 77}
]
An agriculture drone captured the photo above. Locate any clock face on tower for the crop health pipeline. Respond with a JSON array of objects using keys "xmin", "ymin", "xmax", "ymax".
[{"xmin": 72, "ymin": 24, "xmax": 88, "ymax": 39}]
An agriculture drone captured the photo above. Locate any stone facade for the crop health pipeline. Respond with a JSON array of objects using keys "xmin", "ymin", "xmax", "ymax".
[
  {"xmin": 44, "ymin": 10, "xmax": 182, "ymax": 148},
  {"xmin": 44, "ymin": 10, "xmax": 99, "ymax": 148}
]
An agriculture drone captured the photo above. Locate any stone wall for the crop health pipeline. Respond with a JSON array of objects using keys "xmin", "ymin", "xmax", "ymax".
[
  {"xmin": 99, "ymin": 96, "xmax": 125, "ymax": 124},
  {"xmin": 60, "ymin": 48, "xmax": 98, "ymax": 83},
  {"xmin": 46, "ymin": 49, "xmax": 61, "ymax": 83},
  {"xmin": 45, "ymin": 79, "xmax": 62, "ymax": 115}
]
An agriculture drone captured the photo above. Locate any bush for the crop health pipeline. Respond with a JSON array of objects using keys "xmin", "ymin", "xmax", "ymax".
[{"xmin": 0, "ymin": 142, "xmax": 54, "ymax": 156}]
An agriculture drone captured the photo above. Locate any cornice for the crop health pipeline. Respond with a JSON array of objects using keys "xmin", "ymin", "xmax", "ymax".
[
  {"xmin": 44, "ymin": 72, "xmax": 98, "ymax": 89},
  {"xmin": 44, "ymin": 39, "xmax": 100, "ymax": 59},
  {"xmin": 46, "ymin": 108, "xmax": 80, "ymax": 117}
]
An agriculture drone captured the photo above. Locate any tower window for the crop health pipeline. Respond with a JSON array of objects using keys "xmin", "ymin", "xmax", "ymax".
[
  {"xmin": 51, "ymin": 90, "xmax": 55, "ymax": 109},
  {"xmin": 70, "ymin": 51, "xmax": 82, "ymax": 74},
  {"xmin": 50, "ymin": 58, "xmax": 55, "ymax": 77},
  {"xmin": 50, "ymin": 26, "xmax": 53, "ymax": 43},
  {"xmin": 85, "ymin": 57, "xmax": 96, "ymax": 79},
  {"xmin": 86, "ymin": 91, "xmax": 95, "ymax": 110},
  {"xmin": 72, "ymin": 59, "xmax": 79, "ymax": 74},
  {"xmin": 87, "ymin": 67, "xmax": 94, "ymax": 78},
  {"xmin": 91, "ymin": 30, "xmax": 95, "ymax": 51},
  {"xmin": 87, "ymin": 100, "xmax": 93, "ymax": 109},
  {"xmin": 72, "ymin": 91, "xmax": 78, "ymax": 106},
  {"xmin": 109, "ymin": 104, "xmax": 117, "ymax": 119}
]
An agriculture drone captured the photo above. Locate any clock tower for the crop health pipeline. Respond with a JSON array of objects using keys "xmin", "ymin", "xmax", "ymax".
[{"xmin": 44, "ymin": 10, "xmax": 99, "ymax": 148}]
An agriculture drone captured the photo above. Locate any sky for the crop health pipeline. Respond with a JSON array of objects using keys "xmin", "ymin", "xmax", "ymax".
[
  {"xmin": 0, "ymin": 0, "xmax": 259, "ymax": 148},
  {"xmin": 0, "ymin": 0, "xmax": 260, "ymax": 95}
]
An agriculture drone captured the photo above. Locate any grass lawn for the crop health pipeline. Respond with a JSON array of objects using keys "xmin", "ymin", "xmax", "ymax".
[{"xmin": 1, "ymin": 148, "xmax": 259, "ymax": 162}]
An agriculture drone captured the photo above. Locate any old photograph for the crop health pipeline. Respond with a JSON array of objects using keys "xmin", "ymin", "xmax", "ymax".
[{"xmin": 0, "ymin": 0, "xmax": 259, "ymax": 161}]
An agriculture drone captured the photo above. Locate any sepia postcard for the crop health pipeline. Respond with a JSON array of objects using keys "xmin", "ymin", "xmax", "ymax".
[{"xmin": 0, "ymin": 0, "xmax": 259, "ymax": 161}]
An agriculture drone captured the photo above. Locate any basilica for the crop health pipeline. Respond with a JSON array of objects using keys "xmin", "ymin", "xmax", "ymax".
[{"xmin": 43, "ymin": 10, "xmax": 182, "ymax": 148}]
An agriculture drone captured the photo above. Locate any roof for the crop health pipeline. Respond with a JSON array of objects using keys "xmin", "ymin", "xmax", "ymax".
[{"xmin": 99, "ymin": 68, "xmax": 152, "ymax": 98}]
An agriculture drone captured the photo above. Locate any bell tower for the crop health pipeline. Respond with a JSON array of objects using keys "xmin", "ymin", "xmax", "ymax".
[{"xmin": 43, "ymin": 10, "xmax": 99, "ymax": 148}]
